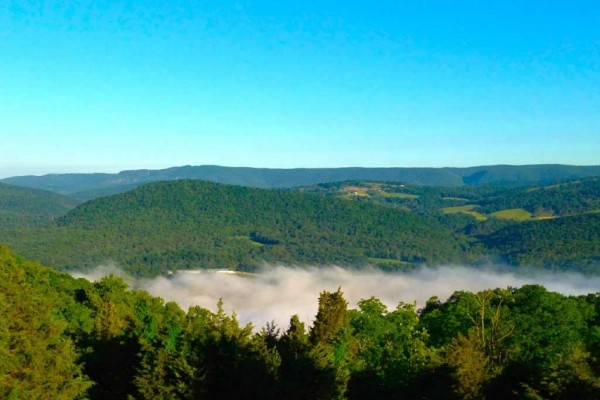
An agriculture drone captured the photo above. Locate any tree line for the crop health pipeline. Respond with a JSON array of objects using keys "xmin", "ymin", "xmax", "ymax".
[{"xmin": 1, "ymin": 245, "xmax": 598, "ymax": 399}]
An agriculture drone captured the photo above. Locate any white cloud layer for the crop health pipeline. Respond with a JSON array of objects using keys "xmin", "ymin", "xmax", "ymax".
[{"xmin": 73, "ymin": 265, "xmax": 600, "ymax": 330}]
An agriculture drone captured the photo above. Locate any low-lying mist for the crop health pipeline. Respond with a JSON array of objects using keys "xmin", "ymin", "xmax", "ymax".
[{"xmin": 73, "ymin": 265, "xmax": 600, "ymax": 330}]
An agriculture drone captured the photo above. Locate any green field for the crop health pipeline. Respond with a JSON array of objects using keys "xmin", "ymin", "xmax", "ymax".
[
  {"xmin": 339, "ymin": 185, "xmax": 420, "ymax": 200},
  {"xmin": 442, "ymin": 197, "xmax": 469, "ymax": 201},
  {"xmin": 441, "ymin": 204, "xmax": 487, "ymax": 221},
  {"xmin": 378, "ymin": 191, "xmax": 420, "ymax": 199},
  {"xmin": 491, "ymin": 208, "xmax": 532, "ymax": 221}
]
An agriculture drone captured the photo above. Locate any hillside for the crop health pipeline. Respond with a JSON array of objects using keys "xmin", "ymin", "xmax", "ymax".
[
  {"xmin": 296, "ymin": 178, "xmax": 600, "ymax": 272},
  {"xmin": 481, "ymin": 213, "xmax": 600, "ymax": 272},
  {"xmin": 1, "ymin": 178, "xmax": 597, "ymax": 276},
  {"xmin": 0, "ymin": 182, "xmax": 80, "ymax": 227},
  {"xmin": 0, "ymin": 180, "xmax": 473, "ymax": 276},
  {"xmin": 297, "ymin": 178, "xmax": 600, "ymax": 221},
  {"xmin": 3, "ymin": 164, "xmax": 600, "ymax": 199}
]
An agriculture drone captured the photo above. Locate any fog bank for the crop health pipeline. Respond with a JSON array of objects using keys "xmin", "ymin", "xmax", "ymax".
[{"xmin": 73, "ymin": 265, "xmax": 600, "ymax": 330}]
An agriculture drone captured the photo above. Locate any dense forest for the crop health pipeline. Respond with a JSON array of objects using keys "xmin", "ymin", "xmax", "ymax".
[
  {"xmin": 0, "ymin": 178, "xmax": 598, "ymax": 276},
  {"xmin": 0, "ymin": 180, "xmax": 472, "ymax": 276},
  {"xmin": 0, "ymin": 182, "xmax": 80, "ymax": 227},
  {"xmin": 482, "ymin": 214, "xmax": 600, "ymax": 271},
  {"xmin": 1, "ymin": 245, "xmax": 598, "ymax": 399},
  {"xmin": 297, "ymin": 178, "xmax": 600, "ymax": 219},
  {"xmin": 297, "ymin": 178, "xmax": 600, "ymax": 273}
]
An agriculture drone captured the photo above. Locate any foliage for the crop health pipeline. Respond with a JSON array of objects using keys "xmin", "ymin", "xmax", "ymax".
[
  {"xmin": 298, "ymin": 178, "xmax": 600, "ymax": 272},
  {"xmin": 1, "ymin": 176, "xmax": 599, "ymax": 275},
  {"xmin": 0, "ymin": 246, "xmax": 598, "ymax": 399},
  {"xmin": 0, "ymin": 180, "xmax": 472, "ymax": 276},
  {"xmin": 0, "ymin": 246, "xmax": 91, "ymax": 399},
  {"xmin": 0, "ymin": 182, "xmax": 79, "ymax": 227},
  {"xmin": 482, "ymin": 213, "xmax": 600, "ymax": 273}
]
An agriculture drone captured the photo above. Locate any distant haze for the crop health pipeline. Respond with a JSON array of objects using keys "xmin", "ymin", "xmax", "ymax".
[
  {"xmin": 4, "ymin": 165, "xmax": 600, "ymax": 201},
  {"xmin": 74, "ymin": 265, "xmax": 600, "ymax": 330}
]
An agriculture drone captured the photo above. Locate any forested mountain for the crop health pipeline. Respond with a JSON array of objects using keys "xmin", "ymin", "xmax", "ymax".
[
  {"xmin": 297, "ymin": 177, "xmax": 600, "ymax": 219},
  {"xmin": 482, "ymin": 213, "xmax": 600, "ymax": 272},
  {"xmin": 0, "ymin": 180, "xmax": 473, "ymax": 276},
  {"xmin": 3, "ymin": 164, "xmax": 600, "ymax": 199},
  {"xmin": 296, "ymin": 178, "xmax": 600, "ymax": 273},
  {"xmin": 0, "ymin": 177, "xmax": 598, "ymax": 276},
  {"xmin": 1, "ymin": 245, "xmax": 598, "ymax": 399},
  {"xmin": 0, "ymin": 182, "xmax": 80, "ymax": 227}
]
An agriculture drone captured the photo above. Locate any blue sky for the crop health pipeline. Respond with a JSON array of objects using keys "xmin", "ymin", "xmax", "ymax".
[{"xmin": 1, "ymin": 1, "xmax": 598, "ymax": 177}]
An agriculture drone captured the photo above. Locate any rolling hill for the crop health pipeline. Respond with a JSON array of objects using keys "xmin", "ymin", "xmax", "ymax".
[
  {"xmin": 0, "ymin": 180, "xmax": 474, "ymax": 276},
  {"xmin": 0, "ymin": 177, "xmax": 598, "ymax": 276},
  {"xmin": 0, "ymin": 182, "xmax": 80, "ymax": 227},
  {"xmin": 296, "ymin": 178, "xmax": 600, "ymax": 273},
  {"xmin": 3, "ymin": 164, "xmax": 600, "ymax": 200},
  {"xmin": 480, "ymin": 213, "xmax": 600, "ymax": 272},
  {"xmin": 297, "ymin": 177, "xmax": 600, "ymax": 220}
]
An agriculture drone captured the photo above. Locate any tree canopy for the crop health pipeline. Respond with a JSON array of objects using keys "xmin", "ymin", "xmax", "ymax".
[{"xmin": 0, "ymin": 245, "xmax": 598, "ymax": 399}]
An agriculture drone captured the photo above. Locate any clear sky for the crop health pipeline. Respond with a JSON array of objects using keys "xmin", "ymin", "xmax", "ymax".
[{"xmin": 1, "ymin": 1, "xmax": 598, "ymax": 177}]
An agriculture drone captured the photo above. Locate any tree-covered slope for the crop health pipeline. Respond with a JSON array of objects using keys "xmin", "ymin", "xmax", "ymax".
[
  {"xmin": 4, "ymin": 164, "xmax": 599, "ymax": 198},
  {"xmin": 457, "ymin": 164, "xmax": 600, "ymax": 185},
  {"xmin": 297, "ymin": 177, "xmax": 600, "ymax": 219},
  {"xmin": 1, "ymin": 178, "xmax": 597, "ymax": 276},
  {"xmin": 1, "ymin": 245, "xmax": 598, "ymax": 399},
  {"xmin": 0, "ymin": 182, "xmax": 80, "ymax": 227},
  {"xmin": 0, "ymin": 246, "xmax": 92, "ymax": 398},
  {"xmin": 296, "ymin": 179, "xmax": 600, "ymax": 272},
  {"xmin": 476, "ymin": 178, "xmax": 600, "ymax": 217},
  {"xmin": 0, "ymin": 180, "xmax": 472, "ymax": 276},
  {"xmin": 481, "ymin": 213, "xmax": 600, "ymax": 272}
]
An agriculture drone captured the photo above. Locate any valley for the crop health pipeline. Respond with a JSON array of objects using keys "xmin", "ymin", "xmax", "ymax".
[
  {"xmin": 3, "ymin": 1, "xmax": 598, "ymax": 397},
  {"xmin": 0, "ymin": 169, "xmax": 598, "ymax": 276}
]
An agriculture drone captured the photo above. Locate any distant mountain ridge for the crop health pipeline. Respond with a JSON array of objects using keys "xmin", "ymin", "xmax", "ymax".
[
  {"xmin": 3, "ymin": 164, "xmax": 600, "ymax": 200},
  {"xmin": 0, "ymin": 182, "xmax": 80, "ymax": 227},
  {"xmin": 0, "ymin": 177, "xmax": 597, "ymax": 275}
]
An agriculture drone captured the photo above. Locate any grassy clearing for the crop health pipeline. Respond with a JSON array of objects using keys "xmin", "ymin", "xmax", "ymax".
[
  {"xmin": 491, "ymin": 208, "xmax": 532, "ymax": 221},
  {"xmin": 378, "ymin": 191, "xmax": 419, "ymax": 199},
  {"xmin": 441, "ymin": 205, "xmax": 488, "ymax": 221},
  {"xmin": 441, "ymin": 205, "xmax": 478, "ymax": 213},
  {"xmin": 534, "ymin": 209, "xmax": 600, "ymax": 221},
  {"xmin": 442, "ymin": 197, "xmax": 469, "ymax": 201},
  {"xmin": 343, "ymin": 186, "xmax": 370, "ymax": 197},
  {"xmin": 532, "ymin": 209, "xmax": 556, "ymax": 219}
]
